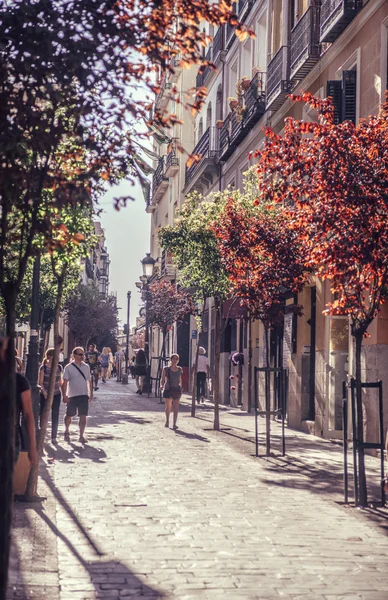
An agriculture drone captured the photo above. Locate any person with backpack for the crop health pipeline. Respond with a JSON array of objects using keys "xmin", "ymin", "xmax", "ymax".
[
  {"xmin": 62, "ymin": 346, "xmax": 93, "ymax": 443},
  {"xmin": 38, "ymin": 348, "xmax": 63, "ymax": 444}
]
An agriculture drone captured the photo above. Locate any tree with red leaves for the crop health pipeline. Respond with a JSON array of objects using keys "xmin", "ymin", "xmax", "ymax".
[
  {"xmin": 213, "ymin": 170, "xmax": 308, "ymax": 453},
  {"xmin": 146, "ymin": 279, "xmax": 194, "ymax": 358},
  {"xmin": 254, "ymin": 92, "xmax": 388, "ymax": 506}
]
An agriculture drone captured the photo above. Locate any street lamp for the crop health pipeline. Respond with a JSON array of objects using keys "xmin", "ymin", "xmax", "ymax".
[
  {"xmin": 140, "ymin": 253, "xmax": 155, "ymax": 389},
  {"xmin": 125, "ymin": 291, "xmax": 131, "ymax": 375},
  {"xmin": 141, "ymin": 252, "xmax": 156, "ymax": 279}
]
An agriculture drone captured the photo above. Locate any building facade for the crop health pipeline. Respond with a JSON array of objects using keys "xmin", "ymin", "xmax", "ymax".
[{"xmin": 147, "ymin": 0, "xmax": 388, "ymax": 441}]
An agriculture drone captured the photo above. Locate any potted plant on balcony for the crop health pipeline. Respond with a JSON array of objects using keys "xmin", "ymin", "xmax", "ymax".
[
  {"xmin": 240, "ymin": 76, "xmax": 251, "ymax": 91},
  {"xmin": 216, "ymin": 120, "xmax": 224, "ymax": 129},
  {"xmin": 228, "ymin": 96, "xmax": 238, "ymax": 110}
]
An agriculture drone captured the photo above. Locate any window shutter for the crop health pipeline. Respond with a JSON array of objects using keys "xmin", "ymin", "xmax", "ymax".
[
  {"xmin": 326, "ymin": 80, "xmax": 342, "ymax": 124},
  {"xmin": 341, "ymin": 69, "xmax": 357, "ymax": 124}
]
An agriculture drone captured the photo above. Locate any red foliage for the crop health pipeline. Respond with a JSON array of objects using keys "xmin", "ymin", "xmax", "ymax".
[
  {"xmin": 255, "ymin": 92, "xmax": 388, "ymax": 336},
  {"xmin": 146, "ymin": 279, "xmax": 194, "ymax": 333},
  {"xmin": 213, "ymin": 200, "xmax": 307, "ymax": 328}
]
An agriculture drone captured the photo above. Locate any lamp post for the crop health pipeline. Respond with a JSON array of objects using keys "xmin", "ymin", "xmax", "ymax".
[
  {"xmin": 140, "ymin": 253, "xmax": 156, "ymax": 360},
  {"xmin": 125, "ymin": 291, "xmax": 131, "ymax": 375},
  {"xmin": 140, "ymin": 253, "xmax": 155, "ymax": 391}
]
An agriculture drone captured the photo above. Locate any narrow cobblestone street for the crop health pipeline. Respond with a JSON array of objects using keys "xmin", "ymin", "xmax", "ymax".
[{"xmin": 8, "ymin": 379, "xmax": 388, "ymax": 600}]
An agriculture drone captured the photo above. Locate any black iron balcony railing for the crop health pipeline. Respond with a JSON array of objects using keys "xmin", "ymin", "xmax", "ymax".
[
  {"xmin": 237, "ymin": 0, "xmax": 253, "ymax": 23},
  {"xmin": 290, "ymin": 6, "xmax": 321, "ymax": 81},
  {"xmin": 196, "ymin": 70, "xmax": 204, "ymax": 88},
  {"xmin": 202, "ymin": 47, "xmax": 213, "ymax": 85},
  {"xmin": 152, "ymin": 156, "xmax": 167, "ymax": 196},
  {"xmin": 185, "ymin": 127, "xmax": 218, "ymax": 184},
  {"xmin": 213, "ymin": 26, "xmax": 224, "ymax": 61},
  {"xmin": 266, "ymin": 46, "xmax": 290, "ymax": 111},
  {"xmin": 166, "ymin": 148, "xmax": 179, "ymax": 172},
  {"xmin": 320, "ymin": 0, "xmax": 363, "ymax": 43},
  {"xmin": 219, "ymin": 71, "xmax": 266, "ymax": 161},
  {"xmin": 85, "ymin": 257, "xmax": 94, "ymax": 280}
]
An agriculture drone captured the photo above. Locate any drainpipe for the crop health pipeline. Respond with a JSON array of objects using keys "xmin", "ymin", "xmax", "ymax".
[{"xmin": 218, "ymin": 43, "xmax": 226, "ymax": 192}]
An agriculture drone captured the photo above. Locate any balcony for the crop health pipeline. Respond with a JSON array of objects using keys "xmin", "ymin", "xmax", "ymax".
[
  {"xmin": 219, "ymin": 71, "xmax": 266, "ymax": 162},
  {"xmin": 85, "ymin": 257, "xmax": 94, "ymax": 280},
  {"xmin": 320, "ymin": 0, "xmax": 363, "ymax": 43},
  {"xmin": 213, "ymin": 27, "xmax": 224, "ymax": 62},
  {"xmin": 225, "ymin": 1, "xmax": 254, "ymax": 51},
  {"xmin": 151, "ymin": 156, "xmax": 169, "ymax": 204},
  {"xmin": 290, "ymin": 6, "xmax": 321, "ymax": 82},
  {"xmin": 155, "ymin": 76, "xmax": 172, "ymax": 111},
  {"xmin": 202, "ymin": 47, "xmax": 213, "ymax": 86},
  {"xmin": 165, "ymin": 147, "xmax": 179, "ymax": 177},
  {"xmin": 183, "ymin": 127, "xmax": 219, "ymax": 194},
  {"xmin": 266, "ymin": 46, "xmax": 290, "ymax": 112},
  {"xmin": 161, "ymin": 250, "xmax": 176, "ymax": 280},
  {"xmin": 169, "ymin": 55, "xmax": 181, "ymax": 83}
]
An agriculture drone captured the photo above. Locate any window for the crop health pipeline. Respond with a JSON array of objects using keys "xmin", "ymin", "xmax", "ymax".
[
  {"xmin": 326, "ymin": 69, "xmax": 357, "ymax": 124},
  {"xmin": 198, "ymin": 117, "xmax": 203, "ymax": 142},
  {"xmin": 206, "ymin": 103, "xmax": 212, "ymax": 130}
]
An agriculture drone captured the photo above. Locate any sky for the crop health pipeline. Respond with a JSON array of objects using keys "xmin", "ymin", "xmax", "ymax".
[{"xmin": 97, "ymin": 181, "xmax": 151, "ymax": 330}]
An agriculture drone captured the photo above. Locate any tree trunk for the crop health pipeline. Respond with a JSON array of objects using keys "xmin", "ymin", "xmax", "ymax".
[
  {"xmin": 354, "ymin": 332, "xmax": 367, "ymax": 506},
  {"xmin": 265, "ymin": 325, "xmax": 271, "ymax": 456},
  {"xmin": 25, "ymin": 275, "xmax": 64, "ymax": 500},
  {"xmin": 0, "ymin": 291, "xmax": 17, "ymax": 599},
  {"xmin": 247, "ymin": 313, "xmax": 252, "ymax": 412},
  {"xmin": 213, "ymin": 296, "xmax": 221, "ymax": 431}
]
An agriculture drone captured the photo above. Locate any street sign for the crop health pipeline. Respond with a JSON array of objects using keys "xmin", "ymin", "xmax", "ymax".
[{"xmin": 191, "ymin": 330, "xmax": 197, "ymax": 339}]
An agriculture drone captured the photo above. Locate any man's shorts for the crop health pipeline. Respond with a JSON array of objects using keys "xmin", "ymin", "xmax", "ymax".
[{"xmin": 66, "ymin": 395, "xmax": 89, "ymax": 417}]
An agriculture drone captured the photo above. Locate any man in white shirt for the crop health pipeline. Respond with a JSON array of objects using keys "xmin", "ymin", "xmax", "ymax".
[
  {"xmin": 194, "ymin": 346, "xmax": 210, "ymax": 404},
  {"xmin": 62, "ymin": 346, "xmax": 93, "ymax": 443}
]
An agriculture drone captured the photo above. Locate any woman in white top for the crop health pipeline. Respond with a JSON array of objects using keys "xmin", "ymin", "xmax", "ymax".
[{"xmin": 195, "ymin": 347, "xmax": 210, "ymax": 404}]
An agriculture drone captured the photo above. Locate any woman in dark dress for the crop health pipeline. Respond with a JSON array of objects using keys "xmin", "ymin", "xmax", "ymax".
[
  {"xmin": 161, "ymin": 353, "xmax": 183, "ymax": 430},
  {"xmin": 135, "ymin": 348, "xmax": 147, "ymax": 395}
]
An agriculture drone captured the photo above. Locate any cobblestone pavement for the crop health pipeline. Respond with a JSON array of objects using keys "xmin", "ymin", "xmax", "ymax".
[{"xmin": 7, "ymin": 379, "xmax": 388, "ymax": 600}]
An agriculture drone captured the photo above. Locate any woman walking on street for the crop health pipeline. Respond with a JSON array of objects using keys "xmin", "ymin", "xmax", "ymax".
[
  {"xmin": 100, "ymin": 347, "xmax": 110, "ymax": 383},
  {"xmin": 135, "ymin": 348, "xmax": 147, "ymax": 395},
  {"xmin": 38, "ymin": 348, "xmax": 63, "ymax": 444},
  {"xmin": 161, "ymin": 353, "xmax": 183, "ymax": 430}
]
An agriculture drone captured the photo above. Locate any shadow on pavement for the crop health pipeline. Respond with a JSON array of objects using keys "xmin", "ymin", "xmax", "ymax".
[
  {"xmin": 44, "ymin": 441, "xmax": 107, "ymax": 464},
  {"xmin": 35, "ymin": 465, "xmax": 165, "ymax": 598},
  {"xmin": 35, "ymin": 507, "xmax": 165, "ymax": 598},
  {"xmin": 174, "ymin": 429, "xmax": 210, "ymax": 443}
]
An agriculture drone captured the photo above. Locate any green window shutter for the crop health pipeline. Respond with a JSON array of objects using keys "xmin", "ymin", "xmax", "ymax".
[
  {"xmin": 341, "ymin": 69, "xmax": 357, "ymax": 124},
  {"xmin": 326, "ymin": 80, "xmax": 342, "ymax": 124}
]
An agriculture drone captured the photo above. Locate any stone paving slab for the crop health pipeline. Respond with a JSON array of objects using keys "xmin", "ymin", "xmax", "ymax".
[{"xmin": 7, "ymin": 379, "xmax": 388, "ymax": 599}]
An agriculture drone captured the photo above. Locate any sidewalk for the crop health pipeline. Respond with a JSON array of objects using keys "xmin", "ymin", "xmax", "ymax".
[{"xmin": 7, "ymin": 379, "xmax": 388, "ymax": 600}]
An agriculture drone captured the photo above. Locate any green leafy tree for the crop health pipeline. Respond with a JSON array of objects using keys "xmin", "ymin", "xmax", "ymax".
[
  {"xmin": 159, "ymin": 192, "xmax": 231, "ymax": 428},
  {"xmin": 25, "ymin": 205, "xmax": 96, "ymax": 500},
  {"xmin": 64, "ymin": 285, "xmax": 119, "ymax": 352},
  {"xmin": 0, "ymin": 1, "xmax": 248, "ymax": 587}
]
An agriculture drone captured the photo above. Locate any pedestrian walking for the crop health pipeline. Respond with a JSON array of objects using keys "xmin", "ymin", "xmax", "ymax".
[
  {"xmin": 15, "ymin": 348, "xmax": 24, "ymax": 374},
  {"xmin": 193, "ymin": 346, "xmax": 210, "ymax": 404},
  {"xmin": 0, "ymin": 336, "xmax": 37, "ymax": 466},
  {"xmin": 85, "ymin": 343, "xmax": 100, "ymax": 391},
  {"xmin": 38, "ymin": 348, "xmax": 63, "ymax": 444},
  {"xmin": 62, "ymin": 346, "xmax": 93, "ymax": 444},
  {"xmin": 58, "ymin": 348, "xmax": 65, "ymax": 367},
  {"xmin": 107, "ymin": 347, "xmax": 114, "ymax": 378},
  {"xmin": 134, "ymin": 348, "xmax": 147, "ymax": 395},
  {"xmin": 100, "ymin": 347, "xmax": 110, "ymax": 383},
  {"xmin": 161, "ymin": 353, "xmax": 183, "ymax": 430}
]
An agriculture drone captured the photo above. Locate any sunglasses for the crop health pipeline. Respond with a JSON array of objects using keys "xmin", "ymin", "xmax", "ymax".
[{"xmin": 75, "ymin": 352, "xmax": 85, "ymax": 356}]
